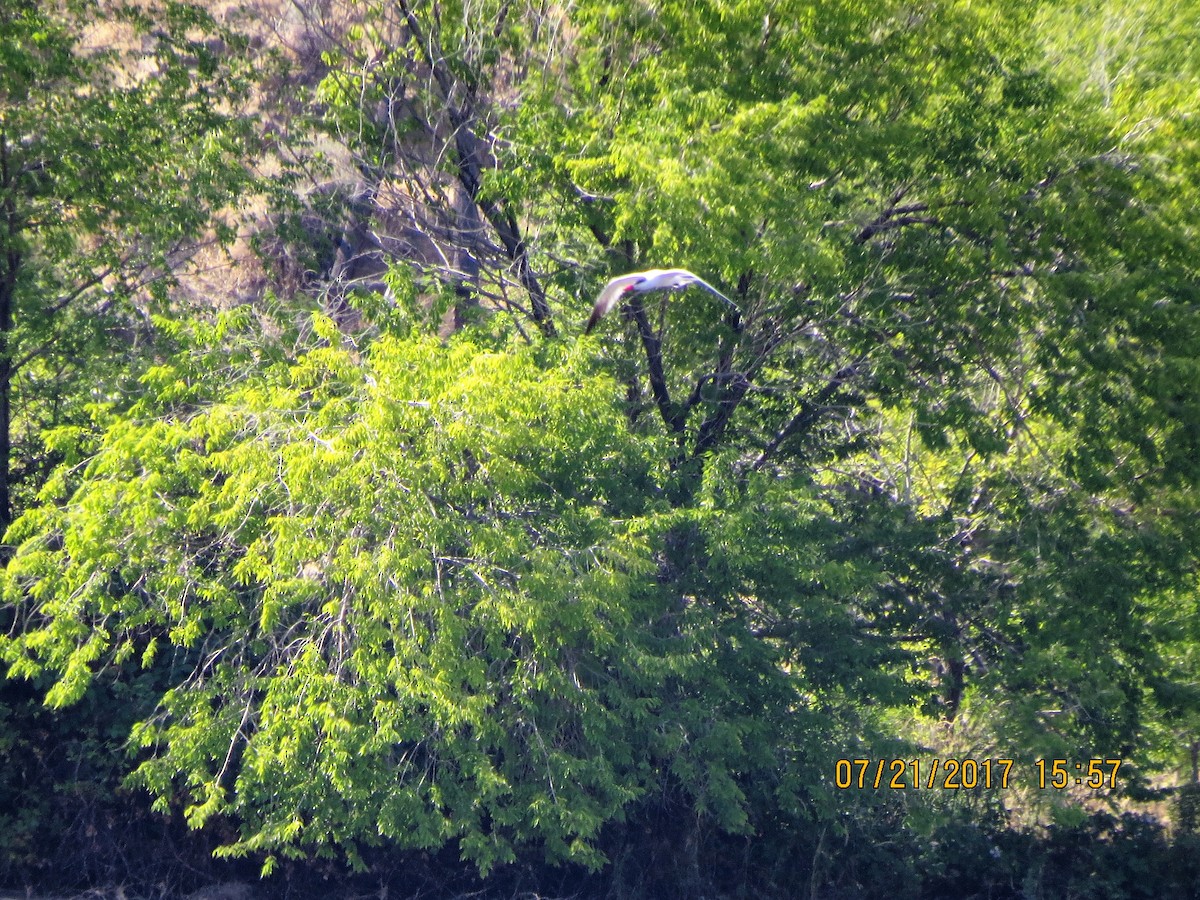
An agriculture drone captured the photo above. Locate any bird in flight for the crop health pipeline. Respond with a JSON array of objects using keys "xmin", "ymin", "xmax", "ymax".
[{"xmin": 585, "ymin": 268, "xmax": 739, "ymax": 334}]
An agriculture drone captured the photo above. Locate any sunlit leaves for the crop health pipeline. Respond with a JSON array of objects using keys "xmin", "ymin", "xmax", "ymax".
[
  {"xmin": 0, "ymin": 300, "xmax": 934, "ymax": 872},
  {"xmin": 0, "ymin": 0, "xmax": 258, "ymax": 528}
]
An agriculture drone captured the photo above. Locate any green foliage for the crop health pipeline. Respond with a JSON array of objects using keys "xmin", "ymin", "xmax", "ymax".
[
  {"xmin": 0, "ymin": 0, "xmax": 257, "ymax": 523},
  {"xmin": 2, "ymin": 321, "xmax": 900, "ymax": 873},
  {"xmin": 525, "ymin": 0, "xmax": 1200, "ymax": 761},
  {"xmin": 0, "ymin": 0, "xmax": 261, "ymax": 883}
]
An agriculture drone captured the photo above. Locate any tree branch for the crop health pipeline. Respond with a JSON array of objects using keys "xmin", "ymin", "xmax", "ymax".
[
  {"xmin": 396, "ymin": 0, "xmax": 555, "ymax": 336},
  {"xmin": 752, "ymin": 355, "xmax": 868, "ymax": 471},
  {"xmin": 629, "ymin": 295, "xmax": 683, "ymax": 434}
]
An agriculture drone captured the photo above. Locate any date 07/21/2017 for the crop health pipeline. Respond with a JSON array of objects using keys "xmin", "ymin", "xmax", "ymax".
[{"xmin": 834, "ymin": 758, "xmax": 1123, "ymax": 791}]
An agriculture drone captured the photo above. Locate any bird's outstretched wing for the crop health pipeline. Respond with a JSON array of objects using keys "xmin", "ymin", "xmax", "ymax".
[
  {"xmin": 688, "ymin": 275, "xmax": 739, "ymax": 313},
  {"xmin": 586, "ymin": 273, "xmax": 644, "ymax": 333}
]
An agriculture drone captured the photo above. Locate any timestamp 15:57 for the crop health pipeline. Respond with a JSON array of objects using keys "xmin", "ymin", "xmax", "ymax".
[{"xmin": 1034, "ymin": 758, "xmax": 1122, "ymax": 789}]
